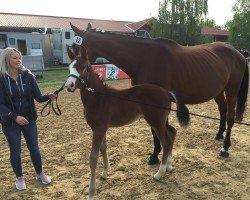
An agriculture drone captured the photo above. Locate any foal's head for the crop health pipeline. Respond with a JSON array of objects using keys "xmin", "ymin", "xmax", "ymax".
[{"xmin": 65, "ymin": 46, "xmax": 91, "ymax": 92}]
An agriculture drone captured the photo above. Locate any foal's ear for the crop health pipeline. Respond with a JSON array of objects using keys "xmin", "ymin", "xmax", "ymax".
[
  {"xmin": 70, "ymin": 22, "xmax": 83, "ymax": 35},
  {"xmin": 67, "ymin": 47, "xmax": 75, "ymax": 60},
  {"xmin": 80, "ymin": 46, "xmax": 88, "ymax": 60}
]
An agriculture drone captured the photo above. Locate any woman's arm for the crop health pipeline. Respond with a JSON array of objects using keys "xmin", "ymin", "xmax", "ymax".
[{"xmin": 31, "ymin": 75, "xmax": 57, "ymax": 102}]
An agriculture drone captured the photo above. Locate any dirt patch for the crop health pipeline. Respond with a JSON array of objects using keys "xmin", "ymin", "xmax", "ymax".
[{"xmin": 0, "ymin": 79, "xmax": 249, "ymax": 200}]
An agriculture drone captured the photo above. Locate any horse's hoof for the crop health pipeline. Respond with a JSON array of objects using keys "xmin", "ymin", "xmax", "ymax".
[
  {"xmin": 153, "ymin": 173, "xmax": 161, "ymax": 180},
  {"xmin": 147, "ymin": 155, "xmax": 160, "ymax": 165},
  {"xmin": 219, "ymin": 148, "xmax": 229, "ymax": 157},
  {"xmin": 215, "ymin": 133, "xmax": 224, "ymax": 140}
]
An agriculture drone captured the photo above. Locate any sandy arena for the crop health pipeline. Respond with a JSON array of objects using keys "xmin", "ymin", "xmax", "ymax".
[{"xmin": 0, "ymin": 79, "xmax": 249, "ymax": 200}]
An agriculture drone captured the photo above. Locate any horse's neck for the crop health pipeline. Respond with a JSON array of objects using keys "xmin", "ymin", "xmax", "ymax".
[{"xmin": 86, "ymin": 32, "xmax": 146, "ymax": 78}]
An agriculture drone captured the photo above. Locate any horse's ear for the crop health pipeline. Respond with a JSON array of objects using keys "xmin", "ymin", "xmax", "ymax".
[
  {"xmin": 70, "ymin": 22, "xmax": 83, "ymax": 35},
  {"xmin": 87, "ymin": 23, "xmax": 92, "ymax": 31},
  {"xmin": 67, "ymin": 46, "xmax": 75, "ymax": 60}
]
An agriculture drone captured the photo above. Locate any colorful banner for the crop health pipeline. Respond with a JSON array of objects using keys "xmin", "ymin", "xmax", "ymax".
[
  {"xmin": 118, "ymin": 69, "xmax": 129, "ymax": 79},
  {"xmin": 92, "ymin": 65, "xmax": 106, "ymax": 80},
  {"xmin": 106, "ymin": 64, "xmax": 119, "ymax": 80},
  {"xmin": 92, "ymin": 64, "xmax": 128, "ymax": 80}
]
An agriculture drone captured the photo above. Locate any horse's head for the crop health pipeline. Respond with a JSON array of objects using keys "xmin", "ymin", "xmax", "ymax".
[
  {"xmin": 65, "ymin": 45, "xmax": 90, "ymax": 92},
  {"xmin": 70, "ymin": 22, "xmax": 100, "ymax": 63}
]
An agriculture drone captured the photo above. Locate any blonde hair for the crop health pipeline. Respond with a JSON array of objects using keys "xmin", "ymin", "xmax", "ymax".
[{"xmin": 0, "ymin": 47, "xmax": 28, "ymax": 77}]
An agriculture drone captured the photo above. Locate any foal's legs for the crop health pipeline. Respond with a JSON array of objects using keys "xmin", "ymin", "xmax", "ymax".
[
  {"xmin": 88, "ymin": 128, "xmax": 106, "ymax": 200},
  {"xmin": 166, "ymin": 124, "xmax": 176, "ymax": 172},
  {"xmin": 214, "ymin": 93, "xmax": 227, "ymax": 140},
  {"xmin": 153, "ymin": 126, "xmax": 172, "ymax": 180},
  {"xmin": 148, "ymin": 119, "xmax": 172, "ymax": 165},
  {"xmin": 99, "ymin": 135, "xmax": 110, "ymax": 179}
]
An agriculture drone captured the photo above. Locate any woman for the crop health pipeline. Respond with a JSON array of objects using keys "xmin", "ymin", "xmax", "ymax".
[{"xmin": 0, "ymin": 48, "xmax": 57, "ymax": 190}]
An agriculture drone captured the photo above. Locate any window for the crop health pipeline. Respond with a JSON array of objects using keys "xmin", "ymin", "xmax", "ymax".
[
  {"xmin": 31, "ymin": 43, "xmax": 40, "ymax": 49},
  {"xmin": 65, "ymin": 31, "xmax": 71, "ymax": 39},
  {"xmin": 136, "ymin": 30, "xmax": 151, "ymax": 39},
  {"xmin": 9, "ymin": 38, "xmax": 15, "ymax": 45},
  {"xmin": 0, "ymin": 34, "xmax": 7, "ymax": 49}
]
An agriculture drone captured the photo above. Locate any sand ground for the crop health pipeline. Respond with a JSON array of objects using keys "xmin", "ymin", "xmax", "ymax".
[{"xmin": 0, "ymin": 79, "xmax": 249, "ymax": 200}]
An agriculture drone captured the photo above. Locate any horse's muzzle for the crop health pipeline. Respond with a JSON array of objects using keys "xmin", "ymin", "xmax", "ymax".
[{"xmin": 67, "ymin": 88, "xmax": 75, "ymax": 92}]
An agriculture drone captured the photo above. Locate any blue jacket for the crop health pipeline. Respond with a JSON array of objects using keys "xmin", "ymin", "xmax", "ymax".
[{"xmin": 0, "ymin": 70, "xmax": 49, "ymax": 126}]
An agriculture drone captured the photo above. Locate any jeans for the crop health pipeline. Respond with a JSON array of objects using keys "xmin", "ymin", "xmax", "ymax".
[{"xmin": 2, "ymin": 122, "xmax": 43, "ymax": 178}]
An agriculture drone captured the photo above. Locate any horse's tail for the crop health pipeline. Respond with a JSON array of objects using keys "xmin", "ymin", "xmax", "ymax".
[
  {"xmin": 169, "ymin": 92, "xmax": 190, "ymax": 126},
  {"xmin": 236, "ymin": 60, "xmax": 249, "ymax": 121}
]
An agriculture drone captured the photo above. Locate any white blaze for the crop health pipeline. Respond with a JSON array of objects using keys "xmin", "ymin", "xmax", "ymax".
[{"xmin": 65, "ymin": 60, "xmax": 79, "ymax": 91}]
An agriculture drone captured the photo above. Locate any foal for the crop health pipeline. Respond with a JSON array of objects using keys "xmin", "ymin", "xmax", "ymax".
[{"xmin": 65, "ymin": 46, "xmax": 190, "ymax": 200}]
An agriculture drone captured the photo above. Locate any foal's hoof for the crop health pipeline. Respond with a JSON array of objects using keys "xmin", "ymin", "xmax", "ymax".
[
  {"xmin": 147, "ymin": 155, "xmax": 160, "ymax": 165},
  {"xmin": 215, "ymin": 133, "xmax": 224, "ymax": 140},
  {"xmin": 87, "ymin": 195, "xmax": 94, "ymax": 200},
  {"xmin": 166, "ymin": 165, "xmax": 173, "ymax": 172},
  {"xmin": 100, "ymin": 173, "xmax": 107, "ymax": 179},
  {"xmin": 219, "ymin": 148, "xmax": 229, "ymax": 158}
]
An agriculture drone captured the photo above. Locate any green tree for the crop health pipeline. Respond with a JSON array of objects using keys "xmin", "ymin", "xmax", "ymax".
[
  {"xmin": 149, "ymin": 0, "xmax": 208, "ymax": 45},
  {"xmin": 227, "ymin": 0, "xmax": 250, "ymax": 50}
]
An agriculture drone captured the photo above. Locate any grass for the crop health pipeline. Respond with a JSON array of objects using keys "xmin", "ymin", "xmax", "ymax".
[
  {"xmin": 36, "ymin": 65, "xmax": 130, "ymax": 88},
  {"xmin": 36, "ymin": 67, "xmax": 68, "ymax": 88}
]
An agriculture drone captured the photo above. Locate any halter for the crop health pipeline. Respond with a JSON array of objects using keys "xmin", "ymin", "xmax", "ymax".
[
  {"xmin": 40, "ymin": 62, "xmax": 93, "ymax": 117},
  {"xmin": 68, "ymin": 62, "xmax": 95, "ymax": 92},
  {"xmin": 68, "ymin": 74, "xmax": 87, "ymax": 88}
]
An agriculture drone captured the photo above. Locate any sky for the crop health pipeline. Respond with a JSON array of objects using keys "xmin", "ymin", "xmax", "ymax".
[{"xmin": 0, "ymin": 0, "xmax": 237, "ymax": 26}]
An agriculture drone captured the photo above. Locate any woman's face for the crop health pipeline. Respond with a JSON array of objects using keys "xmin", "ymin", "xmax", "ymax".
[{"xmin": 8, "ymin": 51, "xmax": 22, "ymax": 70}]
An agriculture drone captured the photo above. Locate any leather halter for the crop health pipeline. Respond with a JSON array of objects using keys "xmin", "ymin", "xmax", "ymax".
[{"xmin": 68, "ymin": 62, "xmax": 93, "ymax": 91}]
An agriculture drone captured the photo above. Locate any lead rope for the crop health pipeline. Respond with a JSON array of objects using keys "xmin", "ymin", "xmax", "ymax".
[
  {"xmin": 85, "ymin": 87, "xmax": 250, "ymax": 126},
  {"xmin": 41, "ymin": 82, "xmax": 65, "ymax": 116}
]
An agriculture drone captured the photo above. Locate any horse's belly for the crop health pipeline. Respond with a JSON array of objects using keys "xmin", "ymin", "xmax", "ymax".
[
  {"xmin": 109, "ymin": 111, "xmax": 143, "ymax": 127},
  {"xmin": 172, "ymin": 62, "xmax": 229, "ymax": 104},
  {"xmin": 177, "ymin": 78, "xmax": 227, "ymax": 104}
]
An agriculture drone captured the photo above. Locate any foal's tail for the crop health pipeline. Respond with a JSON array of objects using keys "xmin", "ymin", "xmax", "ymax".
[
  {"xmin": 169, "ymin": 92, "xmax": 190, "ymax": 126},
  {"xmin": 236, "ymin": 60, "xmax": 249, "ymax": 121}
]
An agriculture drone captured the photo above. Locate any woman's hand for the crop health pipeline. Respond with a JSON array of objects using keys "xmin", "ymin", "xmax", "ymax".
[
  {"xmin": 47, "ymin": 93, "xmax": 57, "ymax": 101},
  {"xmin": 16, "ymin": 116, "xmax": 29, "ymax": 126}
]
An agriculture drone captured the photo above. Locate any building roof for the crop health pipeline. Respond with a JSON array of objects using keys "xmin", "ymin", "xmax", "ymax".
[
  {"xmin": 0, "ymin": 12, "xmax": 149, "ymax": 33},
  {"xmin": 201, "ymin": 26, "xmax": 228, "ymax": 36},
  {"xmin": 126, "ymin": 20, "xmax": 151, "ymax": 32}
]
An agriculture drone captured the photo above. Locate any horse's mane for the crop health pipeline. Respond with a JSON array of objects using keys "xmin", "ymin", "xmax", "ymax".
[
  {"xmin": 154, "ymin": 38, "xmax": 179, "ymax": 46},
  {"xmin": 87, "ymin": 29, "xmax": 179, "ymax": 46},
  {"xmin": 90, "ymin": 29, "xmax": 152, "ymax": 41}
]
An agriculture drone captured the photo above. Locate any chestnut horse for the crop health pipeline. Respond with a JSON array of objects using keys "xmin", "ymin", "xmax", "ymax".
[
  {"xmin": 64, "ymin": 46, "xmax": 190, "ymax": 199},
  {"xmin": 70, "ymin": 23, "xmax": 249, "ymax": 160}
]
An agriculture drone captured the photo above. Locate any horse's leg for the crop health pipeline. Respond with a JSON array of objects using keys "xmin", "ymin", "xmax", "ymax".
[
  {"xmin": 166, "ymin": 124, "xmax": 176, "ymax": 172},
  {"xmin": 153, "ymin": 126, "xmax": 172, "ymax": 180},
  {"xmin": 214, "ymin": 93, "xmax": 227, "ymax": 140},
  {"xmin": 147, "ymin": 128, "xmax": 161, "ymax": 165},
  {"xmin": 88, "ymin": 128, "xmax": 106, "ymax": 200},
  {"xmin": 100, "ymin": 135, "xmax": 110, "ymax": 179},
  {"xmin": 220, "ymin": 95, "xmax": 237, "ymax": 157}
]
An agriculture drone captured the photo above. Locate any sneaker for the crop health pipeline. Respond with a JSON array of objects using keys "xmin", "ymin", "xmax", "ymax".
[
  {"xmin": 15, "ymin": 176, "xmax": 26, "ymax": 190},
  {"xmin": 36, "ymin": 172, "xmax": 51, "ymax": 184}
]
